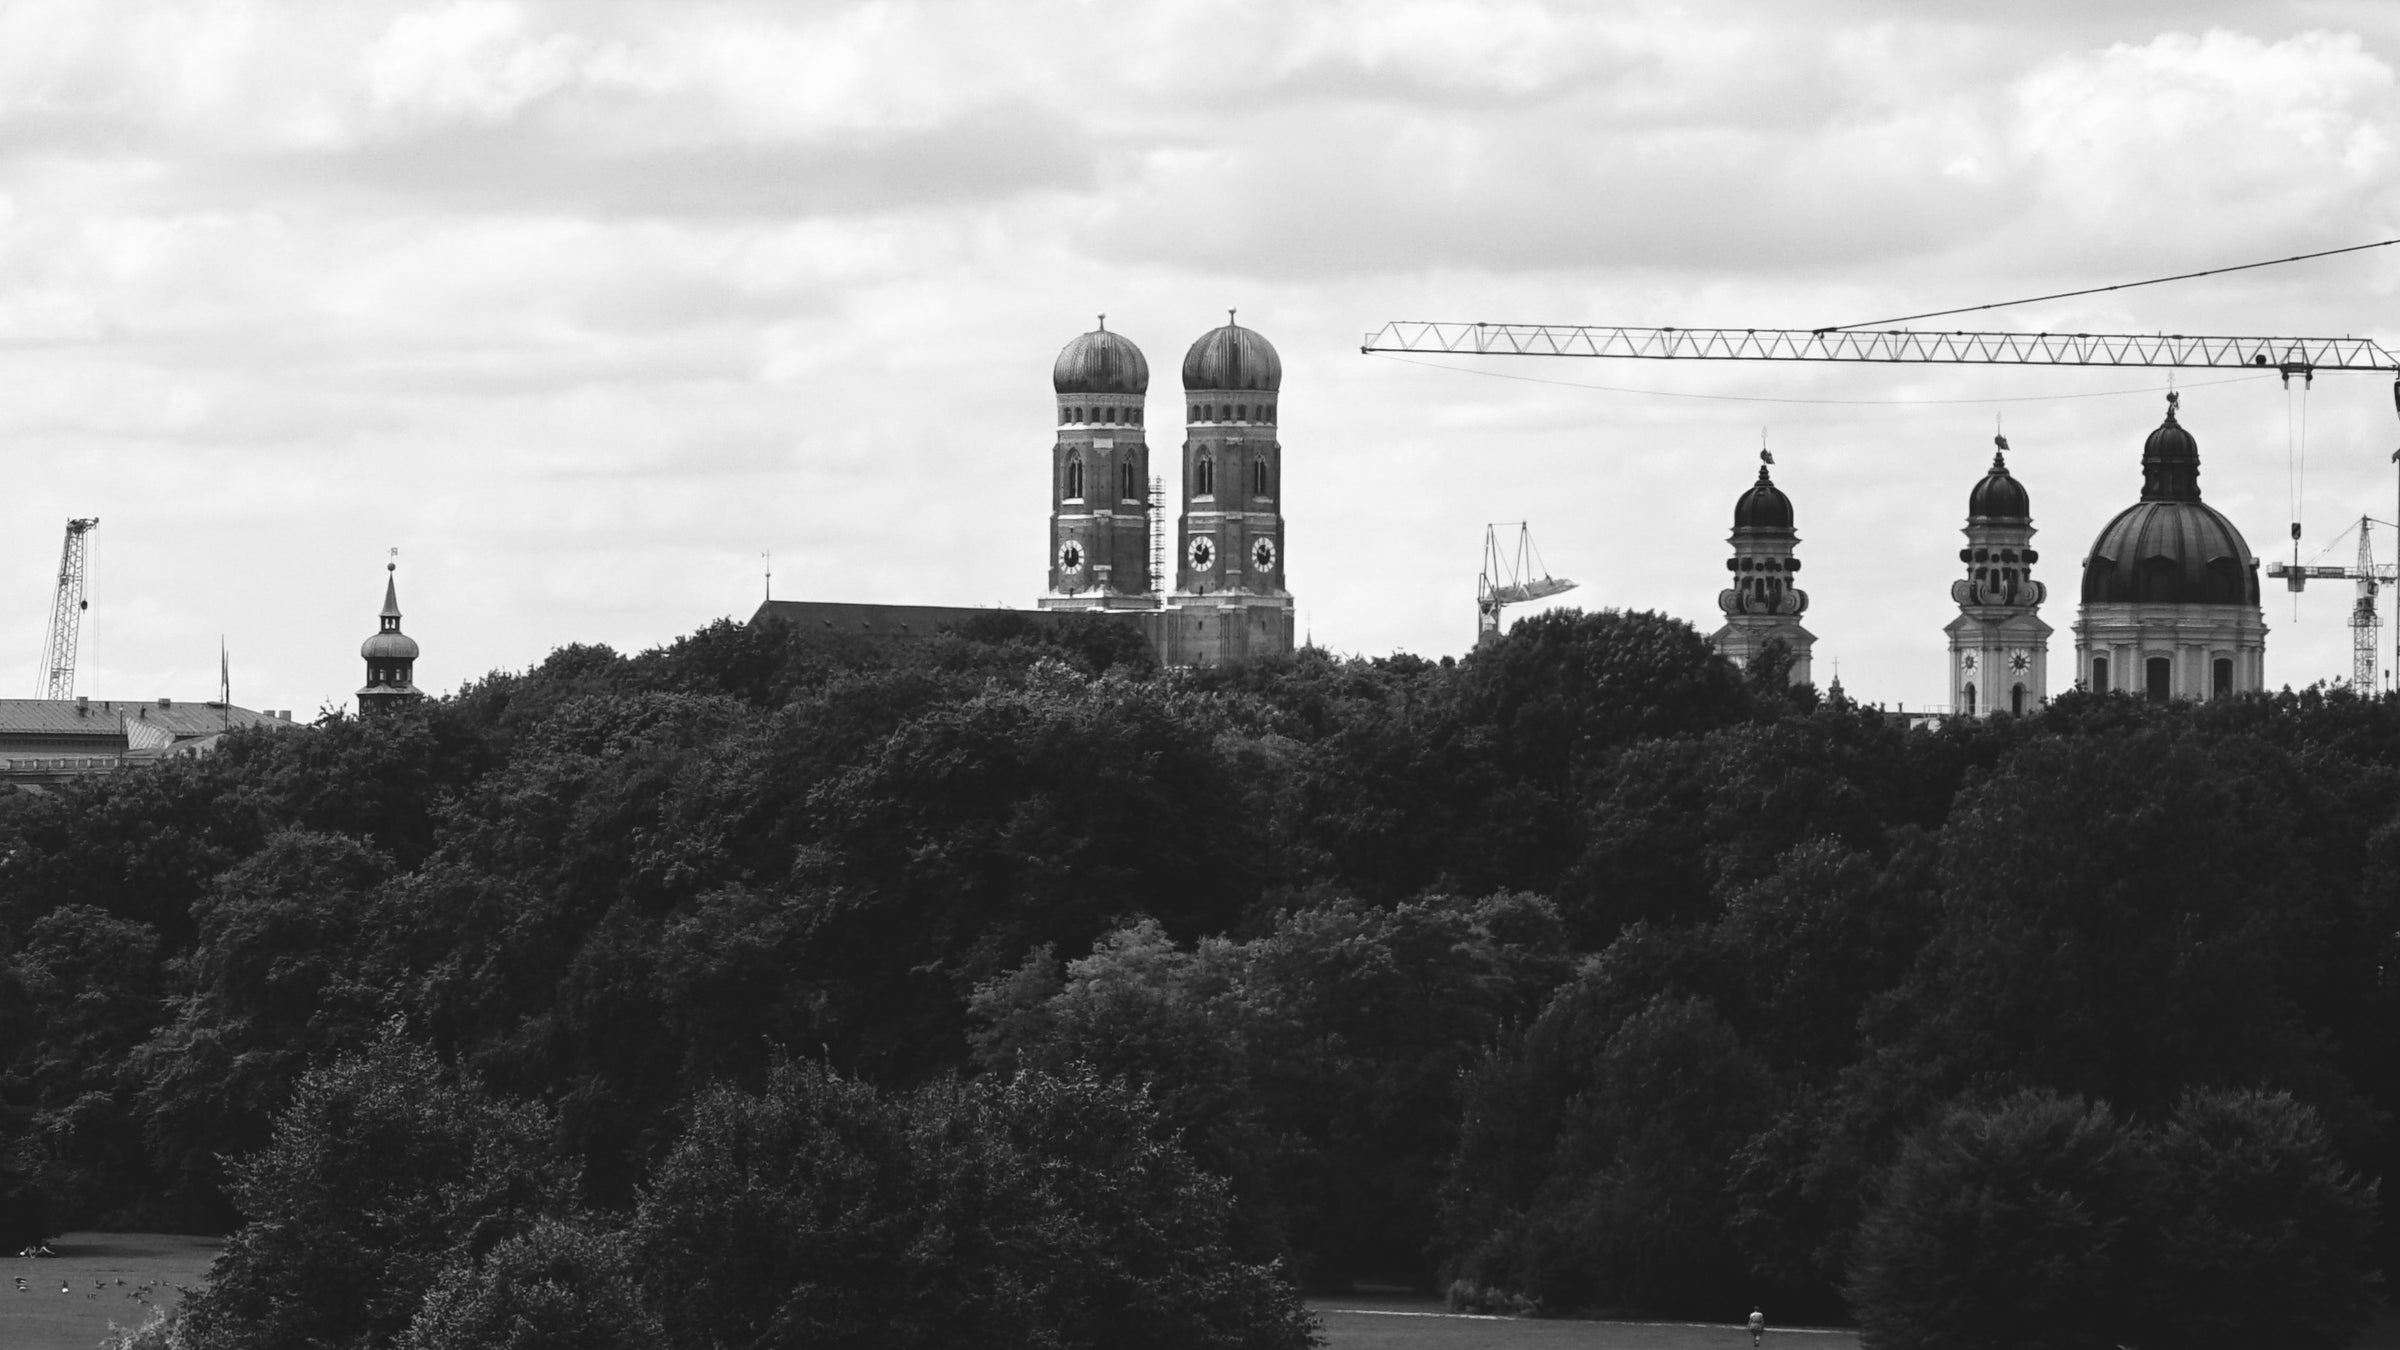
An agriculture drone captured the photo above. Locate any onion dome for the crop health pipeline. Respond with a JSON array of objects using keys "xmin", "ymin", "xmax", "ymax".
[
  {"xmin": 1182, "ymin": 314, "xmax": 1281, "ymax": 391},
  {"xmin": 2080, "ymin": 396, "xmax": 2259, "ymax": 605},
  {"xmin": 1733, "ymin": 464, "xmax": 1793, "ymax": 530},
  {"xmin": 1052, "ymin": 321, "xmax": 1149, "ymax": 395},
  {"xmin": 361, "ymin": 629, "xmax": 420, "ymax": 660},
  {"xmin": 1969, "ymin": 440, "xmax": 2031, "ymax": 521}
]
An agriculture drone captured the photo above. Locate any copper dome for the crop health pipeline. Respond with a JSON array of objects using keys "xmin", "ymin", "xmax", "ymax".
[
  {"xmin": 2079, "ymin": 397, "xmax": 2258, "ymax": 606},
  {"xmin": 361, "ymin": 630, "xmax": 421, "ymax": 661},
  {"xmin": 1733, "ymin": 465, "xmax": 1794, "ymax": 530},
  {"xmin": 1053, "ymin": 326, "xmax": 1149, "ymax": 396},
  {"xmin": 1182, "ymin": 319, "xmax": 1281, "ymax": 392},
  {"xmin": 1969, "ymin": 448, "xmax": 2030, "ymax": 521}
]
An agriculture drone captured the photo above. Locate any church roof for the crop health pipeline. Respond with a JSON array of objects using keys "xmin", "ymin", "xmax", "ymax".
[
  {"xmin": 2080, "ymin": 398, "xmax": 2258, "ymax": 607},
  {"xmin": 1182, "ymin": 319, "xmax": 1281, "ymax": 392},
  {"xmin": 1969, "ymin": 443, "xmax": 2031, "ymax": 521},
  {"xmin": 1733, "ymin": 464, "xmax": 1794, "ymax": 530},
  {"xmin": 1053, "ymin": 325, "xmax": 1149, "ymax": 395}
]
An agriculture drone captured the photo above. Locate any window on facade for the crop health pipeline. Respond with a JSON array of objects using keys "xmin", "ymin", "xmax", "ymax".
[
  {"xmin": 1252, "ymin": 460, "xmax": 1268, "ymax": 495},
  {"xmin": 2011, "ymin": 684, "xmax": 2026, "ymax": 716},
  {"xmin": 2213, "ymin": 657, "xmax": 2233, "ymax": 698},
  {"xmin": 1190, "ymin": 405, "xmax": 1199, "ymax": 422},
  {"xmin": 1196, "ymin": 455, "xmax": 1215, "ymax": 496},
  {"xmin": 1121, "ymin": 462, "xmax": 1138, "ymax": 500},
  {"xmin": 1237, "ymin": 404, "xmax": 1248, "ymax": 421},
  {"xmin": 1102, "ymin": 407, "xmax": 1115, "ymax": 424},
  {"xmin": 1066, "ymin": 456, "xmax": 1084, "ymax": 499},
  {"xmin": 2146, "ymin": 656, "xmax": 2171, "ymax": 701},
  {"xmin": 1962, "ymin": 683, "xmax": 1976, "ymax": 717},
  {"xmin": 1131, "ymin": 408, "xmax": 1142, "ymax": 425},
  {"xmin": 2093, "ymin": 656, "xmax": 2109, "ymax": 690}
]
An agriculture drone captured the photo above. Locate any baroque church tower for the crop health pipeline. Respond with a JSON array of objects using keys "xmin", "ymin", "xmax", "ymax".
[
  {"xmin": 357, "ymin": 559, "xmax": 423, "ymax": 716},
  {"xmin": 1158, "ymin": 314, "xmax": 1294, "ymax": 664},
  {"xmin": 1710, "ymin": 455, "xmax": 1814, "ymax": 684},
  {"xmin": 1945, "ymin": 436, "xmax": 2049, "ymax": 717},
  {"xmin": 1040, "ymin": 319, "xmax": 1159, "ymax": 612},
  {"xmin": 2074, "ymin": 393, "xmax": 2266, "ymax": 699}
]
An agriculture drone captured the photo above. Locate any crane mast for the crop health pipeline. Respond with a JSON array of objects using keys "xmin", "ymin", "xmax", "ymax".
[{"xmin": 38, "ymin": 518, "xmax": 98, "ymax": 701}]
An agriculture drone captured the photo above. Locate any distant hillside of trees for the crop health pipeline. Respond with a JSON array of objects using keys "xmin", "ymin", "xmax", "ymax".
[{"xmin": 2, "ymin": 608, "xmax": 2393, "ymax": 1344}]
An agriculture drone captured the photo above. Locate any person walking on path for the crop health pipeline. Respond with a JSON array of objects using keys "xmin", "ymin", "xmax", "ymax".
[{"xmin": 1749, "ymin": 1307, "xmax": 1766, "ymax": 1347}]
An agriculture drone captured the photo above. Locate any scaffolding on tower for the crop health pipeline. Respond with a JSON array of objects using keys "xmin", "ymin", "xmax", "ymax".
[
  {"xmin": 1149, "ymin": 476, "xmax": 1167, "ymax": 595},
  {"xmin": 37, "ymin": 518, "xmax": 98, "ymax": 700}
]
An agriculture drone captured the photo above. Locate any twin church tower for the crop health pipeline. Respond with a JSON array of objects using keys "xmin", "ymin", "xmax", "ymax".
[
  {"xmin": 1039, "ymin": 316, "xmax": 1295, "ymax": 665},
  {"xmin": 1710, "ymin": 393, "xmax": 2268, "ymax": 714}
]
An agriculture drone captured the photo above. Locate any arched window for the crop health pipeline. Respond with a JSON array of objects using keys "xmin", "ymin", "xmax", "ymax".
[
  {"xmin": 2010, "ymin": 684, "xmax": 2025, "ymax": 716},
  {"xmin": 2145, "ymin": 655, "xmax": 2171, "ymax": 701},
  {"xmin": 1237, "ymin": 404, "xmax": 1248, "ymax": 421},
  {"xmin": 1196, "ymin": 455, "xmax": 1215, "ymax": 496},
  {"xmin": 1190, "ymin": 405, "xmax": 1199, "ymax": 422},
  {"xmin": 1058, "ymin": 407, "xmax": 1069, "ymax": 425},
  {"xmin": 1065, "ymin": 456, "xmax": 1084, "ymax": 500},
  {"xmin": 1120, "ymin": 461, "xmax": 1137, "ymax": 501},
  {"xmin": 2092, "ymin": 656, "xmax": 2109, "ymax": 690},
  {"xmin": 2213, "ymin": 657, "xmax": 2233, "ymax": 698},
  {"xmin": 1102, "ymin": 406, "xmax": 1115, "ymax": 424},
  {"xmin": 1961, "ymin": 682, "xmax": 1976, "ymax": 717},
  {"xmin": 1131, "ymin": 407, "xmax": 1142, "ymax": 425},
  {"xmin": 1252, "ymin": 460, "xmax": 1268, "ymax": 496}
]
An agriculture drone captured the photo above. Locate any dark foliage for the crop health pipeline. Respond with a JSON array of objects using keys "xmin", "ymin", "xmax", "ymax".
[{"xmin": 0, "ymin": 607, "xmax": 2394, "ymax": 1338}]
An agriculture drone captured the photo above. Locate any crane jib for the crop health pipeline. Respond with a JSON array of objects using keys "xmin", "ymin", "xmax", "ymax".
[{"xmin": 1361, "ymin": 323, "xmax": 2400, "ymax": 372}]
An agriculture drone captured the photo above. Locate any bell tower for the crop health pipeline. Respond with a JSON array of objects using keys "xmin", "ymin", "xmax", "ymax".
[
  {"xmin": 1041, "ymin": 318, "xmax": 1159, "ymax": 612},
  {"xmin": 1945, "ymin": 435, "xmax": 2050, "ymax": 717},
  {"xmin": 357, "ymin": 554, "xmax": 423, "ymax": 716},
  {"xmin": 1162, "ymin": 312, "xmax": 1293, "ymax": 664},
  {"xmin": 1709, "ymin": 454, "xmax": 1814, "ymax": 683}
]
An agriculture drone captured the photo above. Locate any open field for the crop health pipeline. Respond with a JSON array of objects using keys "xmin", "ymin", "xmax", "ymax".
[
  {"xmin": 1311, "ymin": 1298, "xmax": 1858, "ymax": 1350},
  {"xmin": 1311, "ymin": 1298, "xmax": 2400, "ymax": 1350},
  {"xmin": 1, "ymin": 1232, "xmax": 218, "ymax": 1350}
]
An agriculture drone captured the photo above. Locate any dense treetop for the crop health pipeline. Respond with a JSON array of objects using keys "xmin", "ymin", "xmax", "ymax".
[{"xmin": 3, "ymin": 608, "xmax": 2395, "ymax": 1343}]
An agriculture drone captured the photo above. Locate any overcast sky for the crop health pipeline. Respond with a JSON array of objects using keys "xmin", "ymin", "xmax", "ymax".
[{"xmin": 6, "ymin": 0, "xmax": 2400, "ymax": 713}]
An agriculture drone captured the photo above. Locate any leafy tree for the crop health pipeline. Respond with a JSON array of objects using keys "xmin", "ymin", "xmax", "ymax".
[
  {"xmin": 133, "ymin": 830, "xmax": 395, "ymax": 1222},
  {"xmin": 400, "ymin": 1217, "xmax": 662, "ymax": 1350},
  {"xmin": 1846, "ymin": 1090, "xmax": 2152, "ymax": 1350},
  {"xmin": 1444, "ymin": 970, "xmax": 1772, "ymax": 1314},
  {"xmin": 182, "ymin": 1025, "xmax": 573, "ymax": 1350},
  {"xmin": 2144, "ymin": 1088, "xmax": 2379, "ymax": 1350},
  {"xmin": 631, "ymin": 1059, "xmax": 1315, "ymax": 1350}
]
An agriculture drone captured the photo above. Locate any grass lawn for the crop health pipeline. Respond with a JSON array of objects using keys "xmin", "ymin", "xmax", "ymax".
[
  {"xmin": 1312, "ymin": 1297, "xmax": 2400, "ymax": 1350},
  {"xmin": 0, "ymin": 1232, "xmax": 219, "ymax": 1350},
  {"xmin": 1311, "ymin": 1297, "xmax": 1858, "ymax": 1350}
]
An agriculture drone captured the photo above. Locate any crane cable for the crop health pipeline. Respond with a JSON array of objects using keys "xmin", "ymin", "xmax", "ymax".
[{"xmin": 1822, "ymin": 235, "xmax": 2400, "ymax": 333}]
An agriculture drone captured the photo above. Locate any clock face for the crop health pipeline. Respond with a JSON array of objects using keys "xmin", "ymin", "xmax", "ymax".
[
  {"xmin": 1251, "ymin": 538, "xmax": 1277, "ymax": 572},
  {"xmin": 1057, "ymin": 540, "xmax": 1084, "ymax": 572},
  {"xmin": 2009, "ymin": 651, "xmax": 2029, "ymax": 674},
  {"xmin": 1961, "ymin": 652, "xmax": 1978, "ymax": 673},
  {"xmin": 1188, "ymin": 537, "xmax": 1216, "ymax": 571}
]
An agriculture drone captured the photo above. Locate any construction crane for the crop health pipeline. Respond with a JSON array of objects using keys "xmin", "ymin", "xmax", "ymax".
[
  {"xmin": 2267, "ymin": 516, "xmax": 2395, "ymax": 690},
  {"xmin": 37, "ymin": 518, "xmax": 98, "ymax": 701},
  {"xmin": 1364, "ymin": 314, "xmax": 2400, "ymax": 683},
  {"xmin": 1359, "ymin": 322, "xmax": 2396, "ymax": 377},
  {"xmin": 1478, "ymin": 522, "xmax": 1577, "ymax": 646}
]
